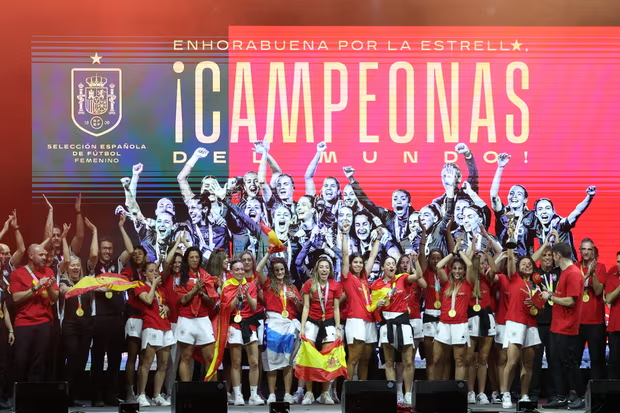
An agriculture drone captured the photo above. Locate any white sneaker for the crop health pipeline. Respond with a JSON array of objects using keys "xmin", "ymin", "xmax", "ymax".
[
  {"xmin": 249, "ymin": 394, "xmax": 265, "ymax": 406},
  {"xmin": 136, "ymin": 394, "xmax": 150, "ymax": 408},
  {"xmin": 284, "ymin": 393, "xmax": 296, "ymax": 404},
  {"xmin": 519, "ymin": 394, "xmax": 531, "ymax": 402},
  {"xmin": 267, "ymin": 393, "xmax": 276, "ymax": 404},
  {"xmin": 153, "ymin": 394, "xmax": 171, "ymax": 407},
  {"xmin": 502, "ymin": 392, "xmax": 513, "ymax": 409},
  {"xmin": 491, "ymin": 391, "xmax": 502, "ymax": 404},
  {"xmin": 404, "ymin": 392, "xmax": 412, "ymax": 406},
  {"xmin": 320, "ymin": 392, "xmax": 334, "ymax": 405},
  {"xmin": 302, "ymin": 392, "xmax": 315, "ymax": 405},
  {"xmin": 234, "ymin": 393, "xmax": 245, "ymax": 406},
  {"xmin": 467, "ymin": 391, "xmax": 476, "ymax": 404},
  {"xmin": 295, "ymin": 389, "xmax": 305, "ymax": 404},
  {"xmin": 476, "ymin": 393, "xmax": 490, "ymax": 405},
  {"xmin": 397, "ymin": 392, "xmax": 404, "ymax": 404},
  {"xmin": 227, "ymin": 392, "xmax": 234, "ymax": 405},
  {"xmin": 330, "ymin": 386, "xmax": 340, "ymax": 403}
]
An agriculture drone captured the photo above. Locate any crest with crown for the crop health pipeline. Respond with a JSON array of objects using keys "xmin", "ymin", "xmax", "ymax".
[{"xmin": 86, "ymin": 74, "xmax": 108, "ymax": 88}]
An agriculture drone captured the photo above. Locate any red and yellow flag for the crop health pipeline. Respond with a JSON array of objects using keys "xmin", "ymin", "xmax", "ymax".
[
  {"xmin": 295, "ymin": 337, "xmax": 347, "ymax": 382},
  {"xmin": 260, "ymin": 223, "xmax": 286, "ymax": 252},
  {"xmin": 65, "ymin": 274, "xmax": 142, "ymax": 298}
]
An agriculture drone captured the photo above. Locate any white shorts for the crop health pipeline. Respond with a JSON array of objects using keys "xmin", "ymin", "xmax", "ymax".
[
  {"xmin": 141, "ymin": 328, "xmax": 175, "ymax": 350},
  {"xmin": 304, "ymin": 321, "xmax": 337, "ymax": 344},
  {"xmin": 228, "ymin": 326, "xmax": 258, "ymax": 345},
  {"xmin": 495, "ymin": 324, "xmax": 506, "ymax": 346},
  {"xmin": 345, "ymin": 318, "xmax": 378, "ymax": 345},
  {"xmin": 468, "ymin": 313, "xmax": 497, "ymax": 337},
  {"xmin": 503, "ymin": 320, "xmax": 541, "ymax": 349},
  {"xmin": 176, "ymin": 316, "xmax": 215, "ymax": 346},
  {"xmin": 410, "ymin": 318, "xmax": 424, "ymax": 340},
  {"xmin": 379, "ymin": 312, "xmax": 414, "ymax": 348},
  {"xmin": 423, "ymin": 309, "xmax": 441, "ymax": 338},
  {"xmin": 435, "ymin": 322, "xmax": 470, "ymax": 346},
  {"xmin": 258, "ymin": 319, "xmax": 265, "ymax": 346},
  {"xmin": 125, "ymin": 318, "xmax": 143, "ymax": 339}
]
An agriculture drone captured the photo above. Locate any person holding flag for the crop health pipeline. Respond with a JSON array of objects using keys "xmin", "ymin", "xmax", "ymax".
[
  {"xmin": 256, "ymin": 251, "xmax": 302, "ymax": 404},
  {"xmin": 371, "ymin": 242, "xmax": 423, "ymax": 406}
]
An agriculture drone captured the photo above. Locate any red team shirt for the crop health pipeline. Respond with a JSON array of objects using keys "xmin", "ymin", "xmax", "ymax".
[
  {"xmin": 163, "ymin": 274, "xmax": 179, "ymax": 324},
  {"xmin": 605, "ymin": 267, "xmax": 620, "ymax": 332},
  {"xmin": 578, "ymin": 262, "xmax": 607, "ymax": 325},
  {"xmin": 439, "ymin": 279, "xmax": 473, "ymax": 324},
  {"xmin": 422, "ymin": 268, "xmax": 442, "ymax": 311},
  {"xmin": 246, "ymin": 272, "xmax": 265, "ymax": 314},
  {"xmin": 469, "ymin": 276, "xmax": 494, "ymax": 310},
  {"xmin": 505, "ymin": 273, "xmax": 537, "ymax": 327},
  {"xmin": 175, "ymin": 269, "xmax": 219, "ymax": 319},
  {"xmin": 302, "ymin": 279, "xmax": 342, "ymax": 321},
  {"xmin": 9, "ymin": 266, "xmax": 59, "ymax": 327},
  {"xmin": 229, "ymin": 282, "xmax": 259, "ymax": 331},
  {"xmin": 341, "ymin": 272, "xmax": 373, "ymax": 322},
  {"xmin": 407, "ymin": 282, "xmax": 422, "ymax": 320},
  {"xmin": 494, "ymin": 274, "xmax": 510, "ymax": 325},
  {"xmin": 551, "ymin": 264, "xmax": 584, "ymax": 336},
  {"xmin": 261, "ymin": 278, "xmax": 301, "ymax": 320},
  {"xmin": 135, "ymin": 283, "xmax": 171, "ymax": 331},
  {"xmin": 372, "ymin": 274, "xmax": 411, "ymax": 314}
]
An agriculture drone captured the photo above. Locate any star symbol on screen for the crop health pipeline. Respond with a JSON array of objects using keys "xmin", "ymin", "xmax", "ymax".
[
  {"xmin": 90, "ymin": 52, "xmax": 102, "ymax": 64},
  {"xmin": 510, "ymin": 40, "xmax": 523, "ymax": 51}
]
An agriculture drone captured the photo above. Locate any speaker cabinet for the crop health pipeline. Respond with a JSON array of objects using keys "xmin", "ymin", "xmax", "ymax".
[
  {"xmin": 14, "ymin": 381, "xmax": 69, "ymax": 413},
  {"xmin": 172, "ymin": 381, "xmax": 227, "ymax": 413},
  {"xmin": 269, "ymin": 401, "xmax": 290, "ymax": 413},
  {"xmin": 413, "ymin": 380, "xmax": 467, "ymax": 413},
  {"xmin": 119, "ymin": 401, "xmax": 140, "ymax": 413},
  {"xmin": 342, "ymin": 380, "xmax": 396, "ymax": 413},
  {"xmin": 585, "ymin": 379, "xmax": 620, "ymax": 413}
]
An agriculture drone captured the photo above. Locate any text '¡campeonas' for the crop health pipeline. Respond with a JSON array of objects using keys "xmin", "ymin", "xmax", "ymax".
[{"xmin": 175, "ymin": 61, "xmax": 529, "ymax": 145}]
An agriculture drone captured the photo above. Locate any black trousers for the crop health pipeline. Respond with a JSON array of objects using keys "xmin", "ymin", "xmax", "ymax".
[
  {"xmin": 576, "ymin": 323, "xmax": 607, "ymax": 380},
  {"xmin": 531, "ymin": 324, "xmax": 556, "ymax": 397},
  {"xmin": 550, "ymin": 332, "xmax": 583, "ymax": 397},
  {"xmin": 14, "ymin": 322, "xmax": 52, "ymax": 383},
  {"xmin": 63, "ymin": 319, "xmax": 94, "ymax": 400},
  {"xmin": 0, "ymin": 326, "xmax": 14, "ymax": 400},
  {"xmin": 90, "ymin": 314, "xmax": 124, "ymax": 401},
  {"xmin": 608, "ymin": 331, "xmax": 620, "ymax": 379}
]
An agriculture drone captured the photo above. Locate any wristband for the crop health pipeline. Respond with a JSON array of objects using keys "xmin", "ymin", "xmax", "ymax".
[
  {"xmin": 13, "ymin": 226, "xmax": 19, "ymax": 230},
  {"xmin": 8, "ymin": 331, "xmax": 13, "ymax": 334}
]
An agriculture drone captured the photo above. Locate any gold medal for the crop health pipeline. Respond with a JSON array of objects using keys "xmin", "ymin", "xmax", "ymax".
[
  {"xmin": 583, "ymin": 293, "xmax": 590, "ymax": 303},
  {"xmin": 366, "ymin": 304, "xmax": 372, "ymax": 312},
  {"xmin": 41, "ymin": 289, "xmax": 48, "ymax": 299},
  {"xmin": 0, "ymin": 309, "xmax": 4, "ymax": 318},
  {"xmin": 281, "ymin": 309, "xmax": 289, "ymax": 318},
  {"xmin": 384, "ymin": 299, "xmax": 390, "ymax": 307},
  {"xmin": 76, "ymin": 308, "xmax": 84, "ymax": 317},
  {"xmin": 448, "ymin": 309, "xmax": 456, "ymax": 318},
  {"xmin": 549, "ymin": 301, "xmax": 554, "ymax": 306},
  {"xmin": 234, "ymin": 314, "xmax": 242, "ymax": 323},
  {"xmin": 530, "ymin": 307, "xmax": 539, "ymax": 316},
  {"xmin": 105, "ymin": 292, "xmax": 113, "ymax": 299},
  {"xmin": 473, "ymin": 304, "xmax": 481, "ymax": 312},
  {"xmin": 434, "ymin": 300, "xmax": 442, "ymax": 309}
]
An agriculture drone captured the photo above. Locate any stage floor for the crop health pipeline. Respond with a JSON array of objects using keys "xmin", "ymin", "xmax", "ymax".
[{"xmin": 0, "ymin": 403, "xmax": 584, "ymax": 413}]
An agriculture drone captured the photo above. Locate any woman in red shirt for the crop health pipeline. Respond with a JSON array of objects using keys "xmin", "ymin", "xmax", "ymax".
[
  {"xmin": 499, "ymin": 248, "xmax": 541, "ymax": 409},
  {"xmin": 465, "ymin": 251, "xmax": 497, "ymax": 405},
  {"xmin": 224, "ymin": 260, "xmax": 264, "ymax": 406},
  {"xmin": 371, "ymin": 254, "xmax": 421, "ymax": 406},
  {"xmin": 256, "ymin": 252, "xmax": 302, "ymax": 404},
  {"xmin": 135, "ymin": 262, "xmax": 175, "ymax": 408},
  {"xmin": 430, "ymin": 239, "xmax": 475, "ymax": 382},
  {"xmin": 174, "ymin": 247, "xmax": 219, "ymax": 382},
  {"xmin": 299, "ymin": 257, "xmax": 343, "ymax": 405}
]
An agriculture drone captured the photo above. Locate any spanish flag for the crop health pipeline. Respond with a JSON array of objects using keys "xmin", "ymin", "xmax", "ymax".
[
  {"xmin": 295, "ymin": 337, "xmax": 347, "ymax": 382},
  {"xmin": 65, "ymin": 274, "xmax": 142, "ymax": 298},
  {"xmin": 204, "ymin": 276, "xmax": 247, "ymax": 381},
  {"xmin": 260, "ymin": 223, "xmax": 286, "ymax": 253},
  {"xmin": 370, "ymin": 273, "xmax": 406, "ymax": 319}
]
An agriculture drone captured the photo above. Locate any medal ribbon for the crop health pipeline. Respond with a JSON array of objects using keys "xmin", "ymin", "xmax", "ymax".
[
  {"xmin": 451, "ymin": 281, "xmax": 460, "ymax": 313},
  {"xmin": 434, "ymin": 273, "xmax": 441, "ymax": 304},
  {"xmin": 280, "ymin": 284, "xmax": 287, "ymax": 312},
  {"xmin": 77, "ymin": 295, "xmax": 82, "ymax": 315},
  {"xmin": 545, "ymin": 273, "xmax": 554, "ymax": 293},
  {"xmin": 318, "ymin": 283, "xmax": 329, "ymax": 318},
  {"xmin": 236, "ymin": 285, "xmax": 244, "ymax": 320},
  {"xmin": 581, "ymin": 264, "xmax": 590, "ymax": 290},
  {"xmin": 361, "ymin": 282, "xmax": 371, "ymax": 308},
  {"xmin": 475, "ymin": 278, "xmax": 480, "ymax": 308}
]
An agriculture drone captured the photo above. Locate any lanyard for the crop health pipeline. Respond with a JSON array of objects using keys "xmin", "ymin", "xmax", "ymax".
[
  {"xmin": 25, "ymin": 265, "xmax": 39, "ymax": 283},
  {"xmin": 581, "ymin": 264, "xmax": 590, "ymax": 288},
  {"xmin": 361, "ymin": 282, "xmax": 371, "ymax": 308},
  {"xmin": 451, "ymin": 281, "xmax": 461, "ymax": 311},
  {"xmin": 545, "ymin": 272, "xmax": 554, "ymax": 292},
  {"xmin": 318, "ymin": 282, "xmax": 329, "ymax": 317},
  {"xmin": 475, "ymin": 278, "xmax": 480, "ymax": 307},
  {"xmin": 280, "ymin": 284, "xmax": 287, "ymax": 310},
  {"xmin": 434, "ymin": 272, "xmax": 441, "ymax": 302}
]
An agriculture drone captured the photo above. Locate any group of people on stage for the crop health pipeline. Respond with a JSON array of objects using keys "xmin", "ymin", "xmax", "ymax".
[{"xmin": 0, "ymin": 141, "xmax": 617, "ymax": 411}]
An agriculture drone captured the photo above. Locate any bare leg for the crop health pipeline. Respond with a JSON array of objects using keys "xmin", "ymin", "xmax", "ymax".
[
  {"xmin": 453, "ymin": 345, "xmax": 469, "ymax": 381},
  {"xmin": 138, "ymin": 347, "xmax": 155, "ymax": 396},
  {"xmin": 267, "ymin": 371, "xmax": 277, "ymax": 395},
  {"xmin": 382, "ymin": 343, "xmax": 396, "ymax": 381},
  {"xmin": 126, "ymin": 337, "xmax": 141, "ymax": 394},
  {"xmin": 431, "ymin": 340, "xmax": 450, "ymax": 380},
  {"xmin": 520, "ymin": 346, "xmax": 536, "ymax": 398},
  {"xmin": 347, "ymin": 341, "xmax": 364, "ymax": 380},
  {"xmin": 467, "ymin": 337, "xmax": 478, "ymax": 393},
  {"xmin": 476, "ymin": 337, "xmax": 494, "ymax": 396},
  {"xmin": 177, "ymin": 342, "xmax": 194, "ymax": 382},
  {"xmin": 153, "ymin": 347, "xmax": 170, "ymax": 396},
  {"xmin": 358, "ymin": 344, "xmax": 374, "ymax": 381},
  {"xmin": 423, "ymin": 336, "xmax": 435, "ymax": 379},
  {"xmin": 401, "ymin": 345, "xmax": 414, "ymax": 394},
  {"xmin": 283, "ymin": 366, "xmax": 293, "ymax": 394},
  {"xmin": 245, "ymin": 342, "xmax": 260, "ymax": 386},
  {"xmin": 501, "ymin": 343, "xmax": 522, "ymax": 393}
]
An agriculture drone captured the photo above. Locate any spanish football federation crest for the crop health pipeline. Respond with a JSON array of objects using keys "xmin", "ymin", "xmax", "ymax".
[{"xmin": 71, "ymin": 68, "xmax": 122, "ymax": 137}]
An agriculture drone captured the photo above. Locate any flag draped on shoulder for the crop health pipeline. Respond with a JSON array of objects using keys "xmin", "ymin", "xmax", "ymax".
[
  {"xmin": 65, "ymin": 274, "xmax": 142, "ymax": 298},
  {"xmin": 205, "ymin": 277, "xmax": 247, "ymax": 381},
  {"xmin": 295, "ymin": 337, "xmax": 347, "ymax": 382}
]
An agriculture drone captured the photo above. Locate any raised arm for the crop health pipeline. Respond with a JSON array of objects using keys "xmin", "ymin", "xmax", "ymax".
[
  {"xmin": 70, "ymin": 193, "xmax": 85, "ymax": 254},
  {"xmin": 121, "ymin": 177, "xmax": 146, "ymax": 225},
  {"xmin": 129, "ymin": 163, "xmax": 143, "ymax": 198},
  {"xmin": 162, "ymin": 232, "xmax": 183, "ymax": 278},
  {"xmin": 59, "ymin": 223, "xmax": 72, "ymax": 274},
  {"xmin": 8, "ymin": 212, "xmax": 25, "ymax": 267},
  {"xmin": 459, "ymin": 249, "xmax": 476, "ymax": 285},
  {"xmin": 253, "ymin": 141, "xmax": 273, "ymax": 203},
  {"xmin": 436, "ymin": 252, "xmax": 453, "ymax": 283},
  {"xmin": 84, "ymin": 218, "xmax": 99, "ymax": 271},
  {"xmin": 455, "ymin": 143, "xmax": 480, "ymax": 194},
  {"xmin": 365, "ymin": 228, "xmax": 382, "ymax": 277},
  {"xmin": 255, "ymin": 251, "xmax": 271, "ymax": 285},
  {"xmin": 507, "ymin": 247, "xmax": 516, "ymax": 278},
  {"xmin": 532, "ymin": 229, "xmax": 557, "ymax": 263},
  {"xmin": 344, "ymin": 166, "xmax": 389, "ymax": 220},
  {"xmin": 341, "ymin": 223, "xmax": 351, "ymax": 278},
  {"xmin": 490, "ymin": 153, "xmax": 510, "ymax": 212},
  {"xmin": 566, "ymin": 186, "xmax": 596, "ymax": 226},
  {"xmin": 138, "ymin": 276, "xmax": 160, "ymax": 305},
  {"xmin": 177, "ymin": 148, "xmax": 209, "ymax": 202},
  {"xmin": 118, "ymin": 213, "xmax": 132, "ymax": 266},
  {"xmin": 304, "ymin": 142, "xmax": 327, "ymax": 196},
  {"xmin": 43, "ymin": 194, "xmax": 54, "ymax": 240},
  {"xmin": 0, "ymin": 216, "xmax": 10, "ymax": 241}
]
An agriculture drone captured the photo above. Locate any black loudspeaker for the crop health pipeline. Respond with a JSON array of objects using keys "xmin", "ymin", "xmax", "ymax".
[
  {"xmin": 585, "ymin": 379, "xmax": 620, "ymax": 413},
  {"xmin": 413, "ymin": 380, "xmax": 467, "ymax": 413},
  {"xmin": 172, "ymin": 381, "xmax": 227, "ymax": 413},
  {"xmin": 342, "ymin": 380, "xmax": 397, "ymax": 413},
  {"xmin": 270, "ymin": 401, "xmax": 290, "ymax": 413},
  {"xmin": 14, "ymin": 381, "xmax": 69, "ymax": 413},
  {"xmin": 119, "ymin": 401, "xmax": 140, "ymax": 413}
]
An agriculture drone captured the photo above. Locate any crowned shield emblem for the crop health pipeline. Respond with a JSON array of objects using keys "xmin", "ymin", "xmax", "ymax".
[{"xmin": 71, "ymin": 68, "xmax": 122, "ymax": 137}]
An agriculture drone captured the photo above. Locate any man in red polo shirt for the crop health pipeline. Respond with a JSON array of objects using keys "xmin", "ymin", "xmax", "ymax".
[
  {"xmin": 9, "ymin": 244, "xmax": 59, "ymax": 382},
  {"xmin": 605, "ymin": 252, "xmax": 620, "ymax": 379},
  {"xmin": 540, "ymin": 242, "xmax": 584, "ymax": 410}
]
